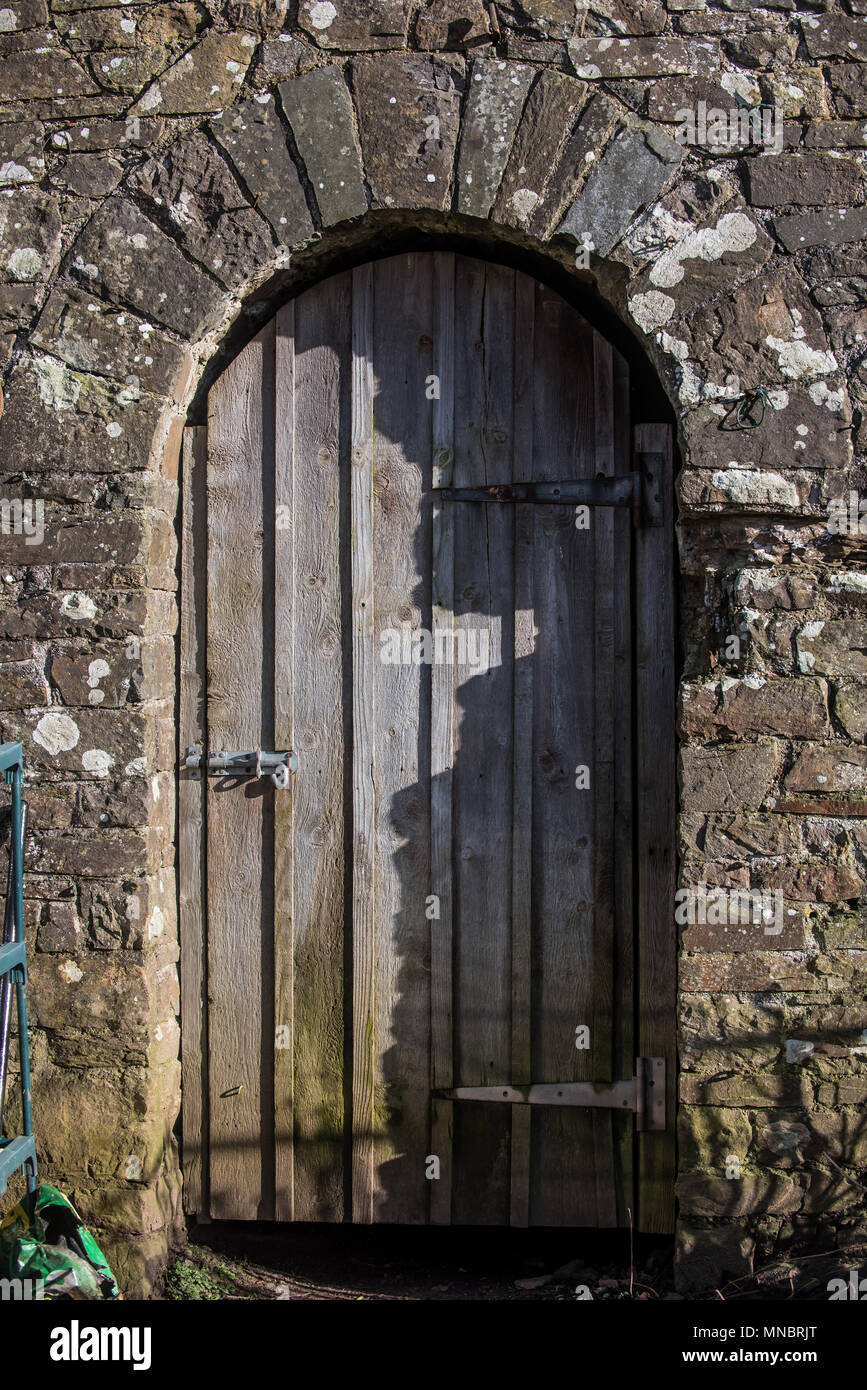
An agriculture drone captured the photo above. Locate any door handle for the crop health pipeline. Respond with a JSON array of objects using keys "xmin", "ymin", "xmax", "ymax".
[{"xmin": 184, "ymin": 745, "xmax": 298, "ymax": 788}]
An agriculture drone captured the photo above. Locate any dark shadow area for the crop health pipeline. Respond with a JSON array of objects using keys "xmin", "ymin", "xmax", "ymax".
[
  {"xmin": 181, "ymin": 1219, "xmax": 674, "ymax": 1300},
  {"xmin": 186, "ymin": 209, "xmax": 675, "ymax": 431}
]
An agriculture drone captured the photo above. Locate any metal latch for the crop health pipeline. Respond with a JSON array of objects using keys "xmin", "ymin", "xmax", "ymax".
[
  {"xmin": 434, "ymin": 1057, "xmax": 665, "ymax": 1131},
  {"xmin": 184, "ymin": 745, "xmax": 298, "ymax": 789}
]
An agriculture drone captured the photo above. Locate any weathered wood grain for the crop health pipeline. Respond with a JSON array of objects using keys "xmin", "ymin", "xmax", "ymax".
[
  {"xmin": 206, "ymin": 320, "xmax": 274, "ymax": 1219},
  {"xmin": 611, "ymin": 347, "xmax": 635, "ymax": 1222},
  {"xmin": 529, "ymin": 286, "xmax": 601, "ymax": 1226},
  {"xmin": 273, "ymin": 303, "xmax": 295, "ymax": 1221},
  {"xmin": 509, "ymin": 271, "xmax": 535, "ymax": 1229},
  {"xmin": 287, "ymin": 276, "xmax": 350, "ymax": 1222},
  {"xmin": 450, "ymin": 258, "xmax": 514, "ymax": 1226},
  {"xmin": 350, "ymin": 263, "xmax": 377, "ymax": 1224},
  {"xmin": 430, "ymin": 250, "xmax": 456, "ymax": 1225},
  {"xmin": 370, "ymin": 253, "xmax": 433, "ymax": 1221},
  {"xmin": 179, "ymin": 425, "xmax": 208, "ymax": 1218}
]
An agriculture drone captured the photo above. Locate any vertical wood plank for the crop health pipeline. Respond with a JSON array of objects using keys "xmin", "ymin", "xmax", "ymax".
[
  {"xmin": 611, "ymin": 348, "xmax": 635, "ymax": 1222},
  {"xmin": 273, "ymin": 302, "xmax": 295, "ymax": 1221},
  {"xmin": 430, "ymin": 250, "xmax": 456, "ymax": 1225},
  {"xmin": 509, "ymin": 272, "xmax": 535, "ymax": 1228},
  {"xmin": 589, "ymin": 333, "xmax": 623, "ymax": 1226},
  {"xmin": 369, "ymin": 253, "xmax": 433, "ymax": 1221},
  {"xmin": 529, "ymin": 283, "xmax": 599, "ymax": 1226},
  {"xmin": 206, "ymin": 320, "xmax": 275, "ymax": 1220},
  {"xmin": 179, "ymin": 425, "xmax": 208, "ymax": 1218},
  {"xmin": 635, "ymin": 421, "xmax": 676, "ymax": 1234},
  {"xmin": 288, "ymin": 276, "xmax": 350, "ymax": 1221},
  {"xmin": 450, "ymin": 257, "xmax": 515, "ymax": 1226},
  {"xmin": 351, "ymin": 263, "xmax": 376, "ymax": 1223}
]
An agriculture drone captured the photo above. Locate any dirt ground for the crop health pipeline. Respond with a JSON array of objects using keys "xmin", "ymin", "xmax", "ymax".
[{"xmin": 159, "ymin": 1224, "xmax": 866, "ymax": 1302}]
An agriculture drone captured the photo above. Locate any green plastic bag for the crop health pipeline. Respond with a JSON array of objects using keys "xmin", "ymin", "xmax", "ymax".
[{"xmin": 0, "ymin": 1183, "xmax": 121, "ymax": 1299}]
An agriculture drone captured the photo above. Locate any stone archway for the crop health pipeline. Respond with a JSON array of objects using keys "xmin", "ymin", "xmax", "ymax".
[{"xmin": 0, "ymin": 45, "xmax": 857, "ymax": 1296}]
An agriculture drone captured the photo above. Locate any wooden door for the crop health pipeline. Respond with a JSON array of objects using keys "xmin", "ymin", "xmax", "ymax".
[{"xmin": 179, "ymin": 252, "xmax": 675, "ymax": 1230}]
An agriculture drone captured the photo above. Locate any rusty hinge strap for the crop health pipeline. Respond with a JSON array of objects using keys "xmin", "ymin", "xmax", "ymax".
[
  {"xmin": 435, "ymin": 477, "xmax": 639, "ymax": 508},
  {"xmin": 434, "ymin": 1057, "xmax": 665, "ymax": 1131}
]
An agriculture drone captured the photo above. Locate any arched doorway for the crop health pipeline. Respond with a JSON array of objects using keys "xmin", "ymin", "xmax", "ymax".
[{"xmin": 179, "ymin": 250, "xmax": 676, "ymax": 1231}]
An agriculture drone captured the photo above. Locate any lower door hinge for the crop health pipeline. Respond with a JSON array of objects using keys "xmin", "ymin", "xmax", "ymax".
[{"xmin": 434, "ymin": 1057, "xmax": 665, "ymax": 1131}]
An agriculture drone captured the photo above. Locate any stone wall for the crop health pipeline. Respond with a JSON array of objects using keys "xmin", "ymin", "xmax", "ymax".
[{"xmin": 0, "ymin": 0, "xmax": 865, "ymax": 1296}]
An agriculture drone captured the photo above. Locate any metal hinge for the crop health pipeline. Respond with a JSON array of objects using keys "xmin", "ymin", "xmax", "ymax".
[
  {"xmin": 434, "ymin": 453, "xmax": 664, "ymax": 528},
  {"xmin": 434, "ymin": 1057, "xmax": 665, "ymax": 1131},
  {"xmin": 184, "ymin": 745, "xmax": 298, "ymax": 789},
  {"xmin": 435, "ymin": 478, "xmax": 639, "ymax": 507}
]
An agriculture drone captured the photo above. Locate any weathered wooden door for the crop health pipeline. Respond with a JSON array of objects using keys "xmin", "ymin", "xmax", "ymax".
[{"xmin": 180, "ymin": 252, "xmax": 675, "ymax": 1230}]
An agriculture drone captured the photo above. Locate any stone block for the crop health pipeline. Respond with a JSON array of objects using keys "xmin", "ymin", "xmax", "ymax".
[
  {"xmin": 801, "ymin": 15, "xmax": 867, "ymax": 61},
  {"xmin": 48, "ymin": 117, "xmax": 164, "ymax": 153},
  {"xmin": 567, "ymin": 37, "xmax": 716, "ymax": 79},
  {"xmin": 679, "ymin": 676, "xmax": 828, "ymax": 739},
  {"xmin": 805, "ymin": 120, "xmax": 867, "ymax": 149},
  {"xmin": 491, "ymin": 68, "xmax": 586, "ymax": 229},
  {"xmin": 279, "ymin": 66, "xmax": 367, "ymax": 225},
  {"xmin": 680, "ymin": 952, "xmax": 820, "ymax": 992},
  {"xmin": 0, "ymin": 40, "xmax": 97, "ymax": 100},
  {"xmin": 0, "ymin": 188, "xmax": 59, "ymax": 284},
  {"xmin": 0, "ymin": 657, "xmax": 49, "ymax": 707},
  {"xmin": 69, "ymin": 198, "xmax": 225, "ymax": 337},
  {"xmin": 760, "ymin": 864, "xmax": 861, "ymax": 903},
  {"xmin": 529, "ymin": 93, "xmax": 619, "ymax": 237},
  {"xmin": 28, "ymin": 949, "xmax": 172, "ymax": 1037},
  {"xmin": 680, "ymin": 740, "xmax": 782, "ymax": 813},
  {"xmin": 297, "ymin": 0, "xmax": 411, "ymax": 50},
  {"xmin": 809, "ymin": 1111, "xmax": 867, "ymax": 1166},
  {"xmin": 678, "ymin": 1105, "xmax": 752, "ymax": 1170},
  {"xmin": 516, "ymin": 0, "xmax": 577, "ymax": 40},
  {"xmin": 32, "ymin": 285, "xmax": 187, "ymax": 398},
  {"xmin": 747, "ymin": 153, "xmax": 864, "ymax": 209},
  {"xmin": 785, "ymin": 743, "xmax": 867, "ymax": 795},
  {"xmin": 674, "ymin": 1224, "xmax": 754, "ymax": 1294},
  {"xmin": 0, "ymin": 355, "xmax": 167, "ymax": 478},
  {"xmin": 0, "ymin": 120, "xmax": 44, "ymax": 185},
  {"xmin": 131, "ymin": 30, "xmax": 257, "ymax": 115},
  {"xmin": 210, "ymin": 96, "xmax": 313, "ymax": 248},
  {"xmin": 133, "ymin": 133, "xmax": 277, "ymax": 293},
  {"xmin": 676, "ymin": 1172, "xmax": 802, "ymax": 1219},
  {"xmin": 797, "ymin": 620, "xmax": 867, "ymax": 678},
  {"xmin": 557, "ymin": 122, "xmax": 683, "ymax": 256},
  {"xmin": 775, "ymin": 208, "xmax": 867, "ymax": 251},
  {"xmin": 835, "ymin": 683, "xmax": 867, "ymax": 741},
  {"xmin": 416, "ymin": 0, "xmax": 491, "ymax": 49},
  {"xmin": 49, "ymin": 152, "xmax": 124, "ymax": 198},
  {"xmin": 352, "ymin": 52, "xmax": 465, "ymax": 210},
  {"xmin": 37, "ymin": 899, "xmax": 83, "ymax": 952},
  {"xmin": 701, "ymin": 813, "xmax": 797, "ymax": 859},
  {"xmin": 28, "ymin": 828, "xmax": 159, "ymax": 877},
  {"xmin": 679, "ymin": 395, "xmax": 850, "ymax": 477},
  {"xmin": 455, "ymin": 57, "xmax": 534, "ymax": 219},
  {"xmin": 252, "ymin": 35, "xmax": 319, "ymax": 88},
  {"xmin": 679, "ymin": 1071, "xmax": 812, "ymax": 1107}
]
